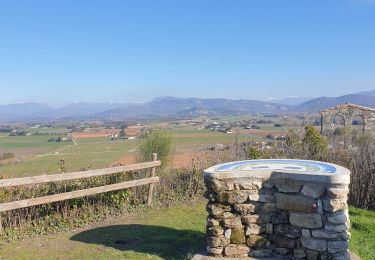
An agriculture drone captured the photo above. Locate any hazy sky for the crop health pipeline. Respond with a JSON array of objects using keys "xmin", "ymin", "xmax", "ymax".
[{"xmin": 1, "ymin": 0, "xmax": 375, "ymax": 106}]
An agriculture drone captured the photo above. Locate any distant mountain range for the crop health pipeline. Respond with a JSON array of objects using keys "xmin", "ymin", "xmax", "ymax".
[
  {"xmin": 85, "ymin": 97, "xmax": 292, "ymax": 119},
  {"xmin": 296, "ymin": 91, "xmax": 375, "ymax": 112},
  {"xmin": 0, "ymin": 97, "xmax": 291, "ymax": 121},
  {"xmin": 1, "ymin": 90, "xmax": 375, "ymax": 121},
  {"xmin": 268, "ymin": 96, "xmax": 313, "ymax": 106}
]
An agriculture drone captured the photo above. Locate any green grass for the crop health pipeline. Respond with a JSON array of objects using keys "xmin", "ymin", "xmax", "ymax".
[
  {"xmin": 0, "ymin": 123, "xmax": 275, "ymax": 178},
  {"xmin": 0, "ymin": 135, "xmax": 67, "ymax": 149},
  {"xmin": 0, "ymin": 202, "xmax": 207, "ymax": 260},
  {"xmin": 0, "ymin": 139, "xmax": 138, "ymax": 177},
  {"xmin": 349, "ymin": 206, "xmax": 375, "ymax": 259},
  {"xmin": 26, "ymin": 127, "xmax": 70, "ymax": 135},
  {"xmin": 0, "ymin": 129, "xmax": 251, "ymax": 177},
  {"xmin": 0, "ymin": 202, "xmax": 373, "ymax": 259}
]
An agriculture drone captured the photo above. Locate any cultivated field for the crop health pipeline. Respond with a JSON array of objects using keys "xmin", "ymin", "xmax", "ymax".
[{"xmin": 0, "ymin": 115, "xmax": 303, "ymax": 178}]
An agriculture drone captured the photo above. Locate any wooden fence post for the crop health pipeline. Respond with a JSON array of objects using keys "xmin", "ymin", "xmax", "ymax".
[{"xmin": 147, "ymin": 153, "xmax": 158, "ymax": 206}]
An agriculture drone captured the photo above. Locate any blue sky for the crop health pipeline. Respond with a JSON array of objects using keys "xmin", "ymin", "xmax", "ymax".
[{"xmin": 1, "ymin": 0, "xmax": 375, "ymax": 106}]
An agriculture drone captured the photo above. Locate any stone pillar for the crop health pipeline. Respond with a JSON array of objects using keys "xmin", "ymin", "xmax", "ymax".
[{"xmin": 204, "ymin": 160, "xmax": 351, "ymax": 259}]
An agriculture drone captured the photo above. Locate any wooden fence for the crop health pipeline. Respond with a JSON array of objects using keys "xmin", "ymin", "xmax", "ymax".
[{"xmin": 0, "ymin": 153, "xmax": 160, "ymax": 228}]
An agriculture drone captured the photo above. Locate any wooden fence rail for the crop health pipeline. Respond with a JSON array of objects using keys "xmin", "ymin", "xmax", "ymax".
[{"xmin": 0, "ymin": 153, "xmax": 160, "ymax": 215}]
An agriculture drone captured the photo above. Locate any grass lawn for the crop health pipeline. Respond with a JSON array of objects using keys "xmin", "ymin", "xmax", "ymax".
[
  {"xmin": 0, "ymin": 202, "xmax": 373, "ymax": 259},
  {"xmin": 349, "ymin": 206, "xmax": 375, "ymax": 259},
  {"xmin": 0, "ymin": 202, "xmax": 207, "ymax": 260}
]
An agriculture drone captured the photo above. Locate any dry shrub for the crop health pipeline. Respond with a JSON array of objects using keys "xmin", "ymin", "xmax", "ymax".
[
  {"xmin": 348, "ymin": 137, "xmax": 375, "ymax": 209},
  {"xmin": 243, "ymin": 127, "xmax": 375, "ymax": 210}
]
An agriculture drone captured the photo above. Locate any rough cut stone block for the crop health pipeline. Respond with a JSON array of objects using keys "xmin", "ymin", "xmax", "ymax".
[
  {"xmin": 241, "ymin": 214, "xmax": 270, "ymax": 224},
  {"xmin": 261, "ymin": 202, "xmax": 277, "ymax": 213},
  {"xmin": 322, "ymin": 198, "xmax": 348, "ymax": 212},
  {"xmin": 217, "ymin": 191, "xmax": 250, "ymax": 204},
  {"xmin": 251, "ymin": 249, "xmax": 272, "ymax": 258},
  {"xmin": 207, "ymin": 218, "xmax": 220, "ymax": 227},
  {"xmin": 230, "ymin": 227, "xmax": 245, "ymax": 244},
  {"xmin": 318, "ymin": 253, "xmax": 328, "ymax": 260},
  {"xmin": 262, "ymin": 181, "xmax": 273, "ymax": 189},
  {"xmin": 311, "ymin": 229, "xmax": 338, "ymax": 239},
  {"xmin": 223, "ymin": 212, "xmax": 236, "ymax": 219},
  {"xmin": 206, "ymin": 204, "xmax": 225, "ymax": 217},
  {"xmin": 300, "ymin": 237, "xmax": 327, "ymax": 251},
  {"xmin": 207, "ymin": 245, "xmax": 224, "ymax": 255},
  {"xmin": 224, "ymin": 228, "xmax": 231, "ymax": 239},
  {"xmin": 266, "ymin": 223, "xmax": 273, "ymax": 234},
  {"xmin": 327, "ymin": 211, "xmax": 349, "ymax": 224},
  {"xmin": 207, "ymin": 226, "xmax": 224, "ymax": 236},
  {"xmin": 210, "ymin": 179, "xmax": 226, "ymax": 192},
  {"xmin": 233, "ymin": 178, "xmax": 262, "ymax": 190},
  {"xmin": 302, "ymin": 229, "xmax": 311, "ymax": 238},
  {"xmin": 275, "ymin": 193, "xmax": 317, "ymax": 213},
  {"xmin": 224, "ymin": 244, "xmax": 250, "ymax": 257},
  {"xmin": 327, "ymin": 187, "xmax": 349, "ymax": 199},
  {"xmin": 302, "ymin": 183, "xmax": 325, "ymax": 198},
  {"xmin": 317, "ymin": 199, "xmax": 323, "ymax": 214},
  {"xmin": 246, "ymin": 234, "xmax": 267, "ymax": 248},
  {"xmin": 275, "ymin": 182, "xmax": 302, "ymax": 193},
  {"xmin": 339, "ymin": 231, "xmax": 351, "ymax": 241},
  {"xmin": 270, "ymin": 211, "xmax": 289, "ymax": 224},
  {"xmin": 223, "ymin": 217, "xmax": 242, "ymax": 229},
  {"xmin": 234, "ymin": 203, "xmax": 256, "ymax": 214},
  {"xmin": 289, "ymin": 212, "xmax": 323, "ymax": 228},
  {"xmin": 324, "ymin": 224, "xmax": 348, "ymax": 233},
  {"xmin": 305, "ymin": 249, "xmax": 319, "ymax": 260},
  {"xmin": 272, "ymin": 247, "xmax": 291, "ymax": 256},
  {"xmin": 327, "ymin": 240, "xmax": 349, "ymax": 253},
  {"xmin": 245, "ymin": 224, "xmax": 265, "ymax": 235},
  {"xmin": 207, "ymin": 235, "xmax": 230, "ymax": 248},
  {"xmin": 274, "ymin": 224, "xmax": 300, "ymax": 238},
  {"xmin": 270, "ymin": 234, "xmax": 296, "ymax": 248},
  {"xmin": 293, "ymin": 248, "xmax": 306, "ymax": 259},
  {"xmin": 249, "ymin": 189, "xmax": 275, "ymax": 203}
]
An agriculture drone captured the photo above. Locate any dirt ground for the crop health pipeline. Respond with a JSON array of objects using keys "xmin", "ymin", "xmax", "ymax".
[
  {"xmin": 172, "ymin": 132, "xmax": 228, "ymax": 138},
  {"xmin": 72, "ymin": 126, "xmax": 142, "ymax": 139},
  {"xmin": 112, "ymin": 151, "xmax": 221, "ymax": 169},
  {"xmin": 0, "ymin": 147, "xmax": 50, "ymax": 157},
  {"xmin": 235, "ymin": 127, "xmax": 286, "ymax": 137}
]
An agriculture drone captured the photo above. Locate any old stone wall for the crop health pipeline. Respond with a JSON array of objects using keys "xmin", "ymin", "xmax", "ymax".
[{"xmin": 204, "ymin": 176, "xmax": 350, "ymax": 259}]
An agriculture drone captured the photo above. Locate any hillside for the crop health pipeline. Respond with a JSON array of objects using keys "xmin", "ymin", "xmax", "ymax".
[
  {"xmin": 95, "ymin": 97, "xmax": 291, "ymax": 119},
  {"xmin": 296, "ymin": 94, "xmax": 375, "ymax": 111},
  {"xmin": 2, "ymin": 90, "xmax": 375, "ymax": 120},
  {"xmin": 0, "ymin": 97, "xmax": 291, "ymax": 121}
]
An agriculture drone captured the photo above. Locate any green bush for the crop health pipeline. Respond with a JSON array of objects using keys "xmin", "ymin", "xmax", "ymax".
[
  {"xmin": 302, "ymin": 125, "xmax": 328, "ymax": 161},
  {"xmin": 246, "ymin": 147, "xmax": 269, "ymax": 160},
  {"xmin": 137, "ymin": 129, "xmax": 174, "ymax": 168}
]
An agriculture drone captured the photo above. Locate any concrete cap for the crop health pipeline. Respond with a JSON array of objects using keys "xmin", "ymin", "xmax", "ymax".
[{"xmin": 204, "ymin": 159, "xmax": 350, "ymax": 184}]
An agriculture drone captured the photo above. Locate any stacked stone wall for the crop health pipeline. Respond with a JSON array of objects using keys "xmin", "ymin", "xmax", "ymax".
[{"xmin": 204, "ymin": 176, "xmax": 350, "ymax": 259}]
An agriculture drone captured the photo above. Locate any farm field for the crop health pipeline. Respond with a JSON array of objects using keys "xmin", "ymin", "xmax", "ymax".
[
  {"xmin": 0, "ymin": 132, "xmax": 239, "ymax": 178},
  {"xmin": 0, "ymin": 134, "xmax": 66, "ymax": 152},
  {"xmin": 0, "ymin": 116, "xmax": 301, "ymax": 178},
  {"xmin": 0, "ymin": 202, "xmax": 372, "ymax": 260},
  {"xmin": 0, "ymin": 137, "xmax": 137, "ymax": 178}
]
